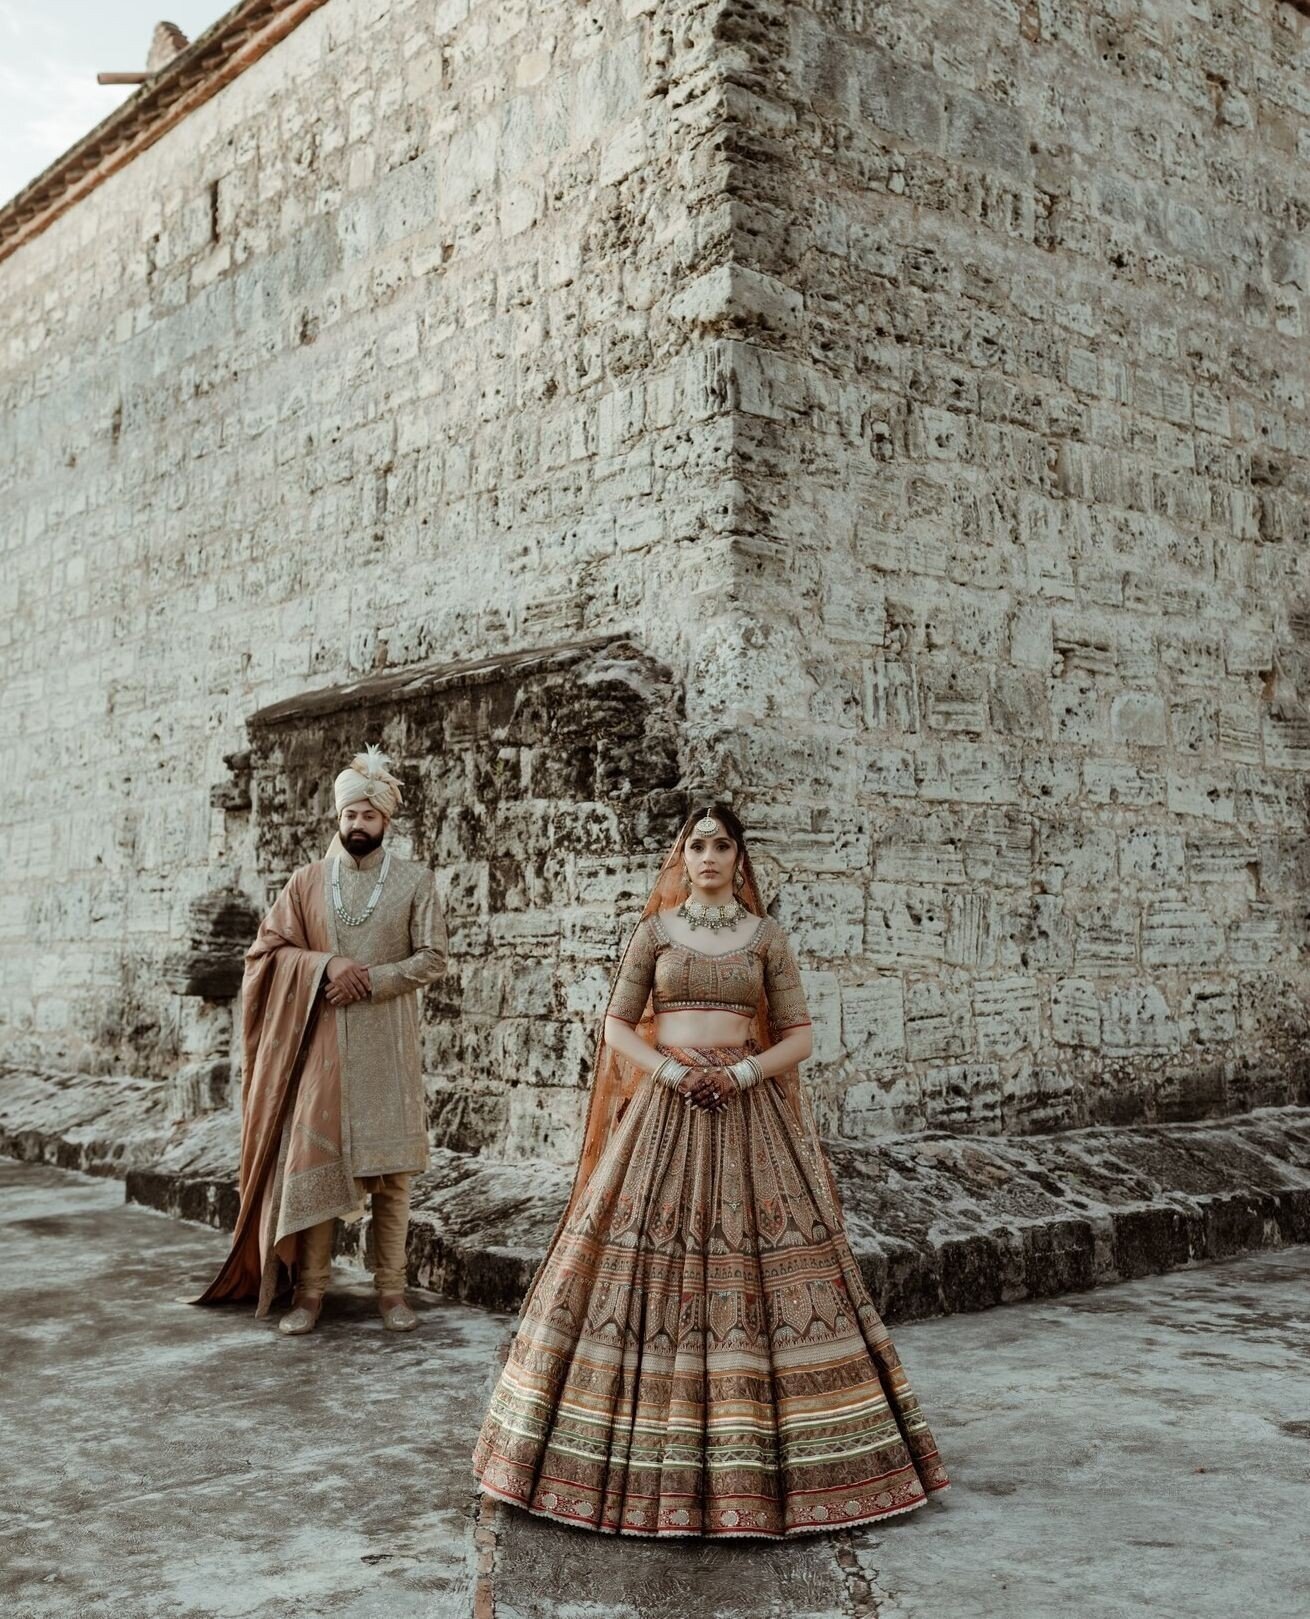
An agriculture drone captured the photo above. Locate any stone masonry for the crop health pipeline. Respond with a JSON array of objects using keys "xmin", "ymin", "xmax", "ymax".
[
  {"xmin": 3, "ymin": 1, "xmax": 1310, "ymax": 1176},
  {"xmin": 708, "ymin": 0, "xmax": 1310, "ymax": 1145},
  {"xmin": 243, "ymin": 637, "xmax": 684, "ymax": 1158}
]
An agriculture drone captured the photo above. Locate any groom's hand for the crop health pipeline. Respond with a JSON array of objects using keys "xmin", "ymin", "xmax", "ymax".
[{"xmin": 324, "ymin": 957, "xmax": 371, "ymax": 1004}]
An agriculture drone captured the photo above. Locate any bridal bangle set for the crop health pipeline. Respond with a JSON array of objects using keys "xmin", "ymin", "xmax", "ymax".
[
  {"xmin": 729, "ymin": 1055, "xmax": 764, "ymax": 1089},
  {"xmin": 651, "ymin": 1055, "xmax": 764, "ymax": 1092},
  {"xmin": 652, "ymin": 1057, "xmax": 689, "ymax": 1090}
]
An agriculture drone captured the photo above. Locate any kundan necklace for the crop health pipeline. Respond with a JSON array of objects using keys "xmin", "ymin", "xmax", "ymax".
[
  {"xmin": 677, "ymin": 896, "xmax": 747, "ymax": 932},
  {"xmin": 332, "ymin": 849, "xmax": 391, "ymax": 927}
]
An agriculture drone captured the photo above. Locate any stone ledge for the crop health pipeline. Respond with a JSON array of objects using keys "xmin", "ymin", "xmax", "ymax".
[
  {"xmin": 0, "ymin": 1067, "xmax": 175, "ymax": 1177},
  {"xmin": 3, "ymin": 1062, "xmax": 1309, "ymax": 1321}
]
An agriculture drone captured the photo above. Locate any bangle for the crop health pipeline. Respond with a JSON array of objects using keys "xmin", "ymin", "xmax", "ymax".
[
  {"xmin": 728, "ymin": 1056, "xmax": 763, "ymax": 1090},
  {"xmin": 652, "ymin": 1057, "xmax": 689, "ymax": 1090}
]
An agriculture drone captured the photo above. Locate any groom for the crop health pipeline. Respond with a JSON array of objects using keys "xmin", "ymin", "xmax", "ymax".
[{"xmin": 195, "ymin": 747, "xmax": 447, "ymax": 1335}]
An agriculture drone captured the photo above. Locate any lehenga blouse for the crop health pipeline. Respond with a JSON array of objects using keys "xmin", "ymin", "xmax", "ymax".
[{"xmin": 608, "ymin": 911, "xmax": 812, "ymax": 1036}]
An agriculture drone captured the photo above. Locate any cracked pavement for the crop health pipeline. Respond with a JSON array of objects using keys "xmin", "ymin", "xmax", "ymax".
[{"xmin": 2, "ymin": 1161, "xmax": 1305, "ymax": 1618}]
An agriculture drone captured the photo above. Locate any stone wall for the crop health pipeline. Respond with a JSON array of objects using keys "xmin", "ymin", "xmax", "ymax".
[
  {"xmin": 3, "ymin": 0, "xmax": 1310, "ymax": 1162},
  {"xmin": 0, "ymin": 0, "xmax": 739, "ymax": 1091},
  {"xmin": 694, "ymin": 0, "xmax": 1310, "ymax": 1138},
  {"xmin": 244, "ymin": 637, "xmax": 682, "ymax": 1157}
]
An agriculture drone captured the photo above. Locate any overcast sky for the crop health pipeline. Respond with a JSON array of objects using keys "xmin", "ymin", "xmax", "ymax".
[{"xmin": 0, "ymin": 1, "xmax": 227, "ymax": 206}]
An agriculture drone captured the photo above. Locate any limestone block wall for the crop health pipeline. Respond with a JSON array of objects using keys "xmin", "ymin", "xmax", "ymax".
[
  {"xmin": 0, "ymin": 0, "xmax": 740, "ymax": 1080},
  {"xmin": 244, "ymin": 638, "xmax": 683, "ymax": 1160},
  {"xmin": 700, "ymin": 0, "xmax": 1310, "ymax": 1138},
  {"xmin": 3, "ymin": 0, "xmax": 1310, "ymax": 1162}
]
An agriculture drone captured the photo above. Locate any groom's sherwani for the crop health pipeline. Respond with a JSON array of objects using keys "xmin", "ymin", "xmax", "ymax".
[{"xmin": 195, "ymin": 837, "xmax": 447, "ymax": 1313}]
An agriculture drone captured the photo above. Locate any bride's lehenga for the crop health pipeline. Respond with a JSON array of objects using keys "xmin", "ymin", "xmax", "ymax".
[{"xmin": 472, "ymin": 850, "xmax": 950, "ymax": 1538}]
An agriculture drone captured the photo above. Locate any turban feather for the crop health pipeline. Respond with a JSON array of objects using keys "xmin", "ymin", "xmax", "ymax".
[{"xmin": 334, "ymin": 745, "xmax": 403, "ymax": 820}]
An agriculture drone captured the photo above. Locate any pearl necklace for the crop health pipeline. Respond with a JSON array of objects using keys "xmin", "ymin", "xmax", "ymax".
[
  {"xmin": 677, "ymin": 897, "xmax": 747, "ymax": 932},
  {"xmin": 332, "ymin": 849, "xmax": 391, "ymax": 927}
]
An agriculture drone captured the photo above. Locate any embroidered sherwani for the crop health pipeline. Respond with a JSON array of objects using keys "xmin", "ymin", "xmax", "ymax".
[
  {"xmin": 328, "ymin": 841, "xmax": 447, "ymax": 1181},
  {"xmin": 194, "ymin": 838, "xmax": 447, "ymax": 1314}
]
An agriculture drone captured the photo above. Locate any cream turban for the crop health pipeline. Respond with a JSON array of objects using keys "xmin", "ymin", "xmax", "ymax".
[{"xmin": 334, "ymin": 745, "xmax": 404, "ymax": 820}]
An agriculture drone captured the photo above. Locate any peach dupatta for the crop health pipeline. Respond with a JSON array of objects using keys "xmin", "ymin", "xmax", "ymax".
[{"xmin": 192, "ymin": 863, "xmax": 342, "ymax": 1313}]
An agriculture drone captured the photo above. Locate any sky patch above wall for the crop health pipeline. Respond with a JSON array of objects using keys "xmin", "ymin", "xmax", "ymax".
[{"xmin": 0, "ymin": 1, "xmax": 224, "ymax": 206}]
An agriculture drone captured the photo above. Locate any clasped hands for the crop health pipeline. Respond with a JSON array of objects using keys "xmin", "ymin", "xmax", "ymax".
[
  {"xmin": 323, "ymin": 955, "xmax": 371, "ymax": 1006},
  {"xmin": 675, "ymin": 1064, "xmax": 738, "ymax": 1113}
]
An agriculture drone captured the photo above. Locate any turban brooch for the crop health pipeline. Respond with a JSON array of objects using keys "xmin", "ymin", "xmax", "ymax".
[{"xmin": 334, "ymin": 745, "xmax": 404, "ymax": 820}]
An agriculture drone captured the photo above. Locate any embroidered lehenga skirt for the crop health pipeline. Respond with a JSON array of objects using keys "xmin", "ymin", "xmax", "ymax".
[{"xmin": 472, "ymin": 1043, "xmax": 950, "ymax": 1537}]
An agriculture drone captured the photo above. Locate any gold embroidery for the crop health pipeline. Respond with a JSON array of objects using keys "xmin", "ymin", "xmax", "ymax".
[
  {"xmin": 323, "ymin": 854, "xmax": 448, "ymax": 1177},
  {"xmin": 472, "ymin": 1040, "xmax": 948, "ymax": 1537},
  {"xmin": 607, "ymin": 914, "xmax": 810, "ymax": 1033}
]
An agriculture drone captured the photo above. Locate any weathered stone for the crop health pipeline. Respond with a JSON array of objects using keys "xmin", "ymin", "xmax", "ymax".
[
  {"xmin": 10, "ymin": 1160, "xmax": 1310, "ymax": 1619},
  {"xmin": 159, "ymin": 888, "xmax": 261, "ymax": 1002},
  {"xmin": 244, "ymin": 637, "xmax": 680, "ymax": 1160},
  {"xmin": 9, "ymin": 1066, "xmax": 1310, "ymax": 1329},
  {"xmin": 2, "ymin": 0, "xmax": 1310, "ymax": 1168},
  {"xmin": 165, "ymin": 1059, "xmax": 233, "ymax": 1120}
]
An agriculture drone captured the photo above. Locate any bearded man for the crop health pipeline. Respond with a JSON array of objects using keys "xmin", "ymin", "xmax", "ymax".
[{"xmin": 195, "ymin": 746, "xmax": 447, "ymax": 1335}]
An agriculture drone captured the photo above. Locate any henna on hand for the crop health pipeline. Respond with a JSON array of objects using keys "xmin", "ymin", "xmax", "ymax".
[{"xmin": 687, "ymin": 1065, "xmax": 733, "ymax": 1111}]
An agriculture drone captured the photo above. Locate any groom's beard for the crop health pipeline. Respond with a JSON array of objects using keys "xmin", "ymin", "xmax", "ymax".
[{"xmin": 343, "ymin": 828, "xmax": 384, "ymax": 856}]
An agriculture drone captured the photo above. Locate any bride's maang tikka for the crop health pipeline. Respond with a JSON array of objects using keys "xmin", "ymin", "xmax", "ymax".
[{"xmin": 694, "ymin": 815, "xmax": 721, "ymax": 836}]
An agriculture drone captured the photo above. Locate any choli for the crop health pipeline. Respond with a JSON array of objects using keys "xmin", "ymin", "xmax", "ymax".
[{"xmin": 607, "ymin": 911, "xmax": 811, "ymax": 1035}]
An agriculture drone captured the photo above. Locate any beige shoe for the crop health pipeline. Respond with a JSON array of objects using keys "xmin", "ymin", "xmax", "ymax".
[
  {"xmin": 278, "ymin": 1294, "xmax": 323, "ymax": 1336},
  {"xmin": 378, "ymin": 1294, "xmax": 418, "ymax": 1332}
]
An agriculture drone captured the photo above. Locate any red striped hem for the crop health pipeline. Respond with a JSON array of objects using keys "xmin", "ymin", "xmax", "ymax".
[
  {"xmin": 480, "ymin": 1451, "xmax": 943, "ymax": 1502},
  {"xmin": 473, "ymin": 1475, "xmax": 946, "ymax": 1539}
]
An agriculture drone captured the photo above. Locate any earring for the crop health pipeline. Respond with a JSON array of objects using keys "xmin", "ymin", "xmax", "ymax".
[
  {"xmin": 733, "ymin": 865, "xmax": 745, "ymax": 891},
  {"xmin": 680, "ymin": 871, "xmax": 692, "ymax": 892}
]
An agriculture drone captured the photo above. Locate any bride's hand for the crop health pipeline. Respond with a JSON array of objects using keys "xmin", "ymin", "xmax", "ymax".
[{"xmin": 684, "ymin": 1066, "xmax": 734, "ymax": 1112}]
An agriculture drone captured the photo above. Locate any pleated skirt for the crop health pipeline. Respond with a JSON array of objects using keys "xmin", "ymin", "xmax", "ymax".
[{"xmin": 471, "ymin": 1043, "xmax": 950, "ymax": 1537}]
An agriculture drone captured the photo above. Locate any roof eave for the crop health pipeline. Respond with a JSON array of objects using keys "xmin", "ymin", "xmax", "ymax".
[{"xmin": 0, "ymin": 0, "xmax": 330, "ymax": 268}]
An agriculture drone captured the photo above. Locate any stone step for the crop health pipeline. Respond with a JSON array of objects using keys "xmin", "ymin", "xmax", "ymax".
[{"xmin": 3, "ymin": 1062, "xmax": 1309, "ymax": 1321}]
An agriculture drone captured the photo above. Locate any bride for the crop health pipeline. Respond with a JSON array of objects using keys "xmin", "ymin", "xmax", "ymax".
[{"xmin": 472, "ymin": 803, "xmax": 949, "ymax": 1536}]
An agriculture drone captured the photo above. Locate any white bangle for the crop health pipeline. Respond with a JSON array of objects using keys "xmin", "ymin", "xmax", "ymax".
[
  {"xmin": 652, "ymin": 1057, "xmax": 689, "ymax": 1091},
  {"xmin": 729, "ymin": 1056, "xmax": 763, "ymax": 1090}
]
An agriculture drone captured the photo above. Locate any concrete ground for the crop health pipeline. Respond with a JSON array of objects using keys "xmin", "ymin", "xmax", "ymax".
[{"xmin": 1, "ymin": 1162, "xmax": 1307, "ymax": 1619}]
